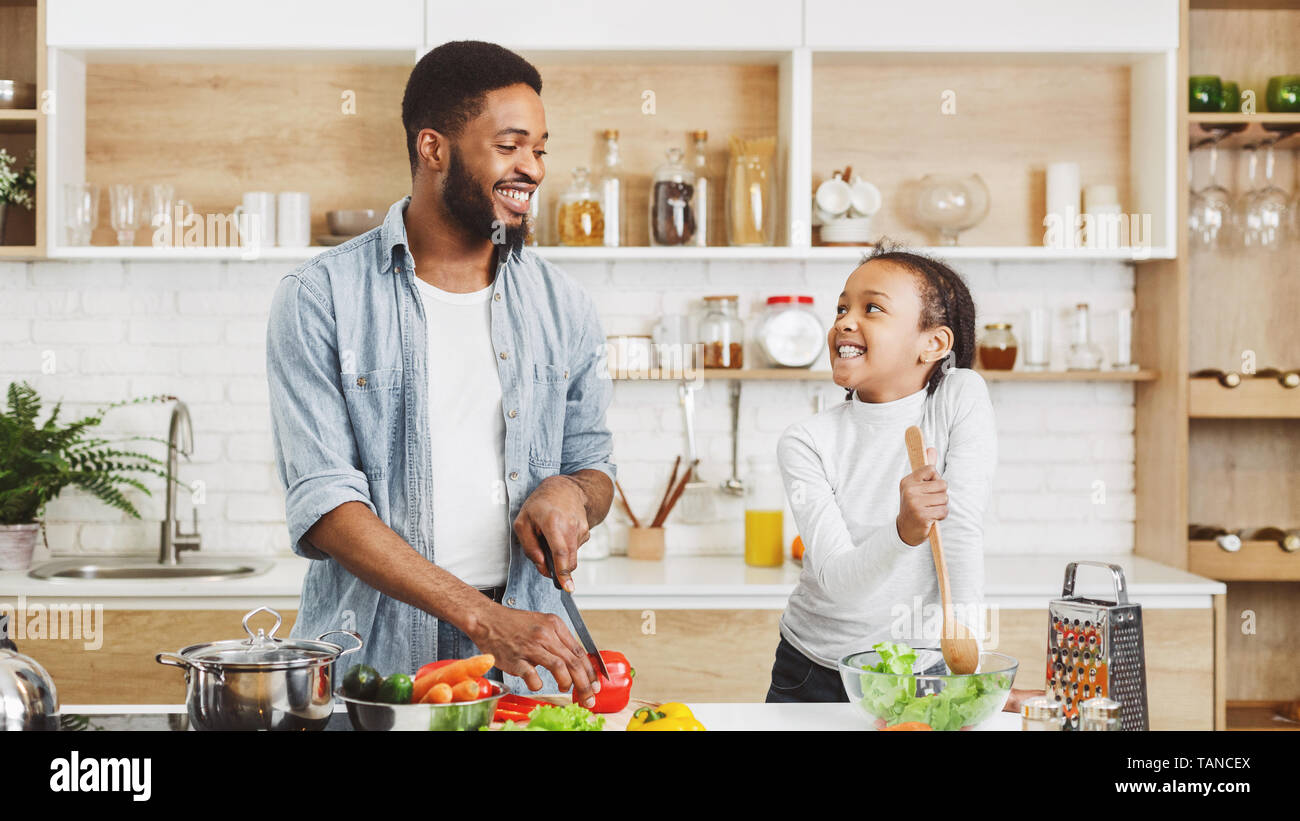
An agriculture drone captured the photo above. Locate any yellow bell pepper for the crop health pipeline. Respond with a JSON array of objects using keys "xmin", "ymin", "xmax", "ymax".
[{"xmin": 626, "ymin": 703, "xmax": 706, "ymax": 731}]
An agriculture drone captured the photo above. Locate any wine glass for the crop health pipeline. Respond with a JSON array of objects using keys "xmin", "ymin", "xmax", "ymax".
[
  {"xmin": 1188, "ymin": 136, "xmax": 1233, "ymax": 250},
  {"xmin": 1234, "ymin": 143, "xmax": 1262, "ymax": 249},
  {"xmin": 912, "ymin": 173, "xmax": 990, "ymax": 245},
  {"xmin": 1242, "ymin": 138, "xmax": 1289, "ymax": 251},
  {"xmin": 109, "ymin": 183, "xmax": 143, "ymax": 246}
]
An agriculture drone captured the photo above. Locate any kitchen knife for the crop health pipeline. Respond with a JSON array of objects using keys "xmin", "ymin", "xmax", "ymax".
[{"xmin": 537, "ymin": 535, "xmax": 611, "ymax": 682}]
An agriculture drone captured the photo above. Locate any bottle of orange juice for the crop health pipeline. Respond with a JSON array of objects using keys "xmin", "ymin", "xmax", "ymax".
[{"xmin": 744, "ymin": 457, "xmax": 785, "ymax": 567}]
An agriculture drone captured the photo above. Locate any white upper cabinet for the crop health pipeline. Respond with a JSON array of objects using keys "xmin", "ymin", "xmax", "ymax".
[
  {"xmin": 425, "ymin": 0, "xmax": 803, "ymax": 51},
  {"xmin": 46, "ymin": 0, "xmax": 423, "ymax": 51},
  {"xmin": 804, "ymin": 0, "xmax": 1180, "ymax": 52}
]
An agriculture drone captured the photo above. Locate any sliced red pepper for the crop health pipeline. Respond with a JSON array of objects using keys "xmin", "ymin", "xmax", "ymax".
[{"xmin": 586, "ymin": 651, "xmax": 634, "ymax": 714}]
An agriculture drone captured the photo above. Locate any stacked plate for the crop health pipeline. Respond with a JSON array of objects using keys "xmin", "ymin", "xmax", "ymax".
[{"xmin": 819, "ymin": 217, "xmax": 875, "ymax": 245}]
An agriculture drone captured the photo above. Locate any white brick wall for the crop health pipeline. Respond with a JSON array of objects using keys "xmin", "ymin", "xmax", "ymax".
[{"xmin": 0, "ymin": 255, "xmax": 1138, "ymax": 563}]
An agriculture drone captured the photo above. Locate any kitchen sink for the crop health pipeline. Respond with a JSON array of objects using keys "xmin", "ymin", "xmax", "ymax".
[{"xmin": 28, "ymin": 557, "xmax": 274, "ymax": 582}]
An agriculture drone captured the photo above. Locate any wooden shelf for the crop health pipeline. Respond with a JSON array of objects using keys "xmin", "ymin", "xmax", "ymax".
[
  {"xmin": 1226, "ymin": 701, "xmax": 1300, "ymax": 732},
  {"xmin": 0, "ymin": 245, "xmax": 40, "ymax": 258},
  {"xmin": 1189, "ymin": 112, "xmax": 1300, "ymax": 147},
  {"xmin": 1189, "ymin": 540, "xmax": 1300, "ymax": 581},
  {"xmin": 611, "ymin": 368, "xmax": 1158, "ymax": 382},
  {"xmin": 1189, "ymin": 377, "xmax": 1300, "ymax": 418}
]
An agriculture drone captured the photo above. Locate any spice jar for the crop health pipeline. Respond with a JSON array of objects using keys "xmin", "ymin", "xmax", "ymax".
[
  {"xmin": 698, "ymin": 295, "xmax": 744, "ymax": 369},
  {"xmin": 978, "ymin": 323, "xmax": 1018, "ymax": 370},
  {"xmin": 1021, "ymin": 696, "xmax": 1064, "ymax": 731},
  {"xmin": 757, "ymin": 296, "xmax": 822, "ymax": 369},
  {"xmin": 1079, "ymin": 697, "xmax": 1122, "ymax": 731},
  {"xmin": 649, "ymin": 147, "xmax": 696, "ymax": 246},
  {"xmin": 557, "ymin": 166, "xmax": 604, "ymax": 246}
]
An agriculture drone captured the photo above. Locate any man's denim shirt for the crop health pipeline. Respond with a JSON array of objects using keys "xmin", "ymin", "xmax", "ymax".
[{"xmin": 266, "ymin": 196, "xmax": 616, "ymax": 694}]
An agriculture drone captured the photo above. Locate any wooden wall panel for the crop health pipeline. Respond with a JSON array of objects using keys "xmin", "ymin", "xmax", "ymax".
[
  {"xmin": 1224, "ymin": 582, "xmax": 1300, "ymax": 701},
  {"xmin": 811, "ymin": 59, "xmax": 1131, "ymax": 248},
  {"xmin": 83, "ymin": 63, "xmax": 412, "ymax": 246}
]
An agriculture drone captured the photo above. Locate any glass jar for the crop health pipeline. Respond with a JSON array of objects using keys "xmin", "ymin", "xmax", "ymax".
[
  {"xmin": 977, "ymin": 323, "xmax": 1018, "ymax": 370},
  {"xmin": 698, "ymin": 295, "xmax": 744, "ymax": 369},
  {"xmin": 689, "ymin": 129, "xmax": 710, "ymax": 247},
  {"xmin": 725, "ymin": 138, "xmax": 776, "ymax": 246},
  {"xmin": 599, "ymin": 129, "xmax": 625, "ymax": 247},
  {"xmin": 757, "ymin": 296, "xmax": 822, "ymax": 368},
  {"xmin": 649, "ymin": 147, "xmax": 696, "ymax": 246},
  {"xmin": 557, "ymin": 166, "xmax": 604, "ymax": 247},
  {"xmin": 1066, "ymin": 303, "xmax": 1103, "ymax": 371},
  {"xmin": 1021, "ymin": 696, "xmax": 1064, "ymax": 731},
  {"xmin": 744, "ymin": 456, "xmax": 784, "ymax": 568},
  {"xmin": 1079, "ymin": 697, "xmax": 1122, "ymax": 731}
]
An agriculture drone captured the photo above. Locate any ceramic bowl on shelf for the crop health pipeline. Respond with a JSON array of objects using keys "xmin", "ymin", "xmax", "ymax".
[{"xmin": 325, "ymin": 209, "xmax": 383, "ymax": 236}]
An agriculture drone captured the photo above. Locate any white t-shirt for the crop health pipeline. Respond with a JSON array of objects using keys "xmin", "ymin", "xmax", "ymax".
[
  {"xmin": 776, "ymin": 368, "xmax": 997, "ymax": 668},
  {"xmin": 413, "ymin": 275, "xmax": 510, "ymax": 588}
]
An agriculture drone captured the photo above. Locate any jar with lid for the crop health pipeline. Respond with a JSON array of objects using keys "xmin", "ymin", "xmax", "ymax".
[
  {"xmin": 649, "ymin": 147, "xmax": 696, "ymax": 246},
  {"xmin": 1021, "ymin": 696, "xmax": 1064, "ymax": 731},
  {"xmin": 978, "ymin": 323, "xmax": 1018, "ymax": 370},
  {"xmin": 758, "ymin": 295, "xmax": 823, "ymax": 369},
  {"xmin": 698, "ymin": 295, "xmax": 744, "ymax": 369},
  {"xmin": 557, "ymin": 166, "xmax": 604, "ymax": 246},
  {"xmin": 1079, "ymin": 697, "xmax": 1122, "ymax": 731},
  {"xmin": 744, "ymin": 456, "xmax": 785, "ymax": 568}
]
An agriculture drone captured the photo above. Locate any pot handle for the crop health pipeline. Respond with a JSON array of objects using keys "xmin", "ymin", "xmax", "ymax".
[
  {"xmin": 155, "ymin": 651, "xmax": 224, "ymax": 682},
  {"xmin": 316, "ymin": 629, "xmax": 363, "ymax": 658}
]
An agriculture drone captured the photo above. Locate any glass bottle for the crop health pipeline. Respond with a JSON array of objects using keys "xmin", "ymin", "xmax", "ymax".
[
  {"xmin": 649, "ymin": 147, "xmax": 696, "ymax": 246},
  {"xmin": 698, "ymin": 295, "xmax": 744, "ymax": 369},
  {"xmin": 689, "ymin": 129, "xmax": 710, "ymax": 247},
  {"xmin": 726, "ymin": 137, "xmax": 776, "ymax": 246},
  {"xmin": 556, "ymin": 167, "xmax": 604, "ymax": 247},
  {"xmin": 977, "ymin": 323, "xmax": 1018, "ymax": 371},
  {"xmin": 599, "ymin": 129, "xmax": 625, "ymax": 247},
  {"xmin": 744, "ymin": 456, "xmax": 784, "ymax": 567},
  {"xmin": 1065, "ymin": 303, "xmax": 1102, "ymax": 371}
]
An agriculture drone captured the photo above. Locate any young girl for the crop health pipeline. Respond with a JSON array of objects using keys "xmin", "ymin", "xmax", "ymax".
[{"xmin": 766, "ymin": 245, "xmax": 996, "ymax": 703}]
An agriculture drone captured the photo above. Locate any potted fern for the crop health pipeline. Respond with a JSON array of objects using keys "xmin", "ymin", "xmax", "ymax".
[{"xmin": 0, "ymin": 381, "xmax": 171, "ymax": 570}]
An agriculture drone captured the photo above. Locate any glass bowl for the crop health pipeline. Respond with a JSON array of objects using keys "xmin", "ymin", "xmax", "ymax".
[
  {"xmin": 839, "ymin": 647, "xmax": 1018, "ymax": 731},
  {"xmin": 912, "ymin": 174, "xmax": 990, "ymax": 245}
]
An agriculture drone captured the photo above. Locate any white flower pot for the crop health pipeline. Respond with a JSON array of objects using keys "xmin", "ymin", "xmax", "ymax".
[{"xmin": 0, "ymin": 523, "xmax": 41, "ymax": 571}]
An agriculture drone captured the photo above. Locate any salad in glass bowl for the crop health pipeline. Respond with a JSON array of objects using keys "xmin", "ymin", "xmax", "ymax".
[{"xmin": 839, "ymin": 641, "xmax": 1018, "ymax": 731}]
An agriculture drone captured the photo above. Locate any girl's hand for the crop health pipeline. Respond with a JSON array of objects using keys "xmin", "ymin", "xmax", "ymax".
[{"xmin": 896, "ymin": 446, "xmax": 948, "ymax": 546}]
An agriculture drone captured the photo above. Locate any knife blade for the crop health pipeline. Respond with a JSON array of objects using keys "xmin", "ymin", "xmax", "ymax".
[{"xmin": 537, "ymin": 535, "xmax": 611, "ymax": 682}]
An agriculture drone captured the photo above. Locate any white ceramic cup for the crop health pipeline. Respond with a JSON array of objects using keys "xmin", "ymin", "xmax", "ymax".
[
  {"xmin": 276, "ymin": 192, "xmax": 311, "ymax": 247},
  {"xmin": 233, "ymin": 191, "xmax": 276, "ymax": 248},
  {"xmin": 848, "ymin": 178, "xmax": 882, "ymax": 218},
  {"xmin": 814, "ymin": 172, "xmax": 852, "ymax": 219}
]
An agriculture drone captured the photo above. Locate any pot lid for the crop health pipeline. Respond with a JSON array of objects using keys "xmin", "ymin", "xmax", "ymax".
[{"xmin": 172, "ymin": 607, "xmax": 359, "ymax": 671}]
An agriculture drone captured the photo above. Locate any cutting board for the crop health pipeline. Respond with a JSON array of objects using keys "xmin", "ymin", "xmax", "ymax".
[{"xmin": 488, "ymin": 695, "xmax": 659, "ymax": 732}]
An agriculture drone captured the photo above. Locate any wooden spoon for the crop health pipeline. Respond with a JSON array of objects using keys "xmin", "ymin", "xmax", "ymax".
[{"xmin": 904, "ymin": 425, "xmax": 980, "ymax": 675}]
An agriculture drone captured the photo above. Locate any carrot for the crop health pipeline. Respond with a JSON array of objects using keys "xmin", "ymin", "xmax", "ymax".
[
  {"xmin": 422, "ymin": 682, "xmax": 453, "ymax": 704},
  {"xmin": 416, "ymin": 654, "xmax": 494, "ymax": 688},
  {"xmin": 412, "ymin": 674, "xmax": 439, "ymax": 704},
  {"xmin": 451, "ymin": 679, "xmax": 480, "ymax": 702},
  {"xmin": 880, "ymin": 721, "xmax": 932, "ymax": 731}
]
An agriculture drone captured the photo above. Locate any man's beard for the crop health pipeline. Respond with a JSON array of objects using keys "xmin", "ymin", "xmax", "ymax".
[{"xmin": 443, "ymin": 146, "xmax": 528, "ymax": 256}]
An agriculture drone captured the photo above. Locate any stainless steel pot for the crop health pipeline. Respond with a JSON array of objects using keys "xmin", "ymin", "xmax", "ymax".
[
  {"xmin": 0, "ymin": 649, "xmax": 59, "ymax": 731},
  {"xmin": 156, "ymin": 606, "xmax": 361, "ymax": 731}
]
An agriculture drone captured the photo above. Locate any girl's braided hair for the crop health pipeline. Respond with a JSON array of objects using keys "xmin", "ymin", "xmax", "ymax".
[{"xmin": 854, "ymin": 241, "xmax": 977, "ymax": 397}]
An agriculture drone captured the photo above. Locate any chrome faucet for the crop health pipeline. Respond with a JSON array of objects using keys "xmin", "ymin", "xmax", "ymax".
[{"xmin": 160, "ymin": 400, "xmax": 201, "ymax": 565}]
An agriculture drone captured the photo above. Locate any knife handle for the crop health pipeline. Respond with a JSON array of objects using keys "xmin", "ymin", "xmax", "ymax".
[{"xmin": 537, "ymin": 534, "xmax": 564, "ymax": 591}]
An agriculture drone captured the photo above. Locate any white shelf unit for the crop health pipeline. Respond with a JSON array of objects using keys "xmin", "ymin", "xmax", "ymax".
[{"xmin": 36, "ymin": 0, "xmax": 1179, "ymax": 264}]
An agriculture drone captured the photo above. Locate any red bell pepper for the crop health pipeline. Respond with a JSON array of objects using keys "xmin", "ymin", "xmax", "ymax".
[{"xmin": 586, "ymin": 651, "xmax": 634, "ymax": 713}]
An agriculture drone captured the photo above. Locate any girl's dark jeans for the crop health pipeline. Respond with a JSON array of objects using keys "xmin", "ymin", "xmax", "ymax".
[{"xmin": 765, "ymin": 634, "xmax": 850, "ymax": 703}]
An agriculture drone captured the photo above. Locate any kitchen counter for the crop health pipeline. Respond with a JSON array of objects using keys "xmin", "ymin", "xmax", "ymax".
[
  {"xmin": 1, "ymin": 554, "xmax": 1226, "ymax": 610},
  {"xmin": 59, "ymin": 703, "xmax": 1023, "ymax": 732}
]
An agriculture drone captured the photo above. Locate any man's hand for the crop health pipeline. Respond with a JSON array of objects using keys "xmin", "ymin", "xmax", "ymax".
[
  {"xmin": 513, "ymin": 475, "xmax": 590, "ymax": 592},
  {"xmin": 897, "ymin": 446, "xmax": 948, "ymax": 546},
  {"xmin": 468, "ymin": 603, "xmax": 600, "ymax": 706}
]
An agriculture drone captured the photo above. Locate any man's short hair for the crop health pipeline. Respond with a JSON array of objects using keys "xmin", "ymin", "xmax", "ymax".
[{"xmin": 401, "ymin": 40, "xmax": 543, "ymax": 175}]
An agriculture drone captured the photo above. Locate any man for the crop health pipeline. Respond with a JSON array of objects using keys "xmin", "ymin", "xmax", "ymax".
[{"xmin": 266, "ymin": 41, "xmax": 614, "ymax": 706}]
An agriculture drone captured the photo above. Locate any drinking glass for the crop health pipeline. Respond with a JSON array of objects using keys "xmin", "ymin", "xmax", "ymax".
[
  {"xmin": 109, "ymin": 183, "xmax": 143, "ymax": 246},
  {"xmin": 1188, "ymin": 136, "xmax": 1233, "ymax": 250},
  {"xmin": 1022, "ymin": 307, "xmax": 1052, "ymax": 371},
  {"xmin": 62, "ymin": 183, "xmax": 99, "ymax": 246},
  {"xmin": 144, "ymin": 183, "xmax": 174, "ymax": 246},
  {"xmin": 1241, "ymin": 139, "xmax": 1289, "ymax": 251}
]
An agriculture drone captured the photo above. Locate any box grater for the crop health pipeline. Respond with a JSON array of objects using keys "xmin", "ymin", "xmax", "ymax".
[{"xmin": 1046, "ymin": 561, "xmax": 1148, "ymax": 731}]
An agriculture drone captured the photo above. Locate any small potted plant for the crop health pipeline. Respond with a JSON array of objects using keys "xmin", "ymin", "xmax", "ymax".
[
  {"xmin": 0, "ymin": 382, "xmax": 171, "ymax": 570},
  {"xmin": 0, "ymin": 148, "xmax": 36, "ymax": 245}
]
